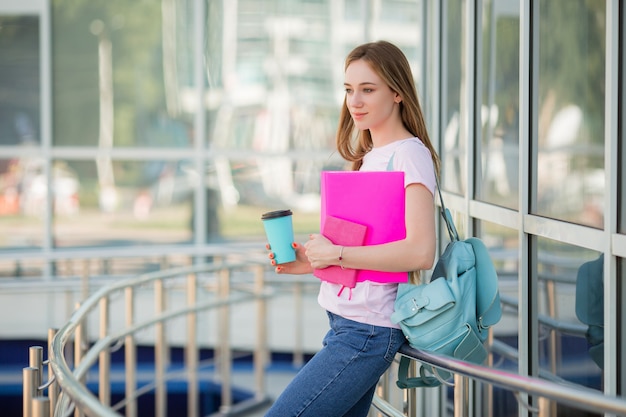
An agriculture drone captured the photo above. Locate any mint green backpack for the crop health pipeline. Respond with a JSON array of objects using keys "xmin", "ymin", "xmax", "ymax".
[{"xmin": 391, "ymin": 179, "xmax": 502, "ymax": 388}]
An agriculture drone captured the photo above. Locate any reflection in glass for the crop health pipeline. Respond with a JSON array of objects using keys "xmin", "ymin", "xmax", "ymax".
[
  {"xmin": 478, "ymin": 220, "xmax": 519, "ymax": 415},
  {"xmin": 478, "ymin": 0, "xmax": 519, "ymax": 209},
  {"xmin": 223, "ymin": 158, "xmax": 324, "ymax": 240},
  {"xmin": 0, "ymin": 259, "xmax": 45, "ymax": 279},
  {"xmin": 52, "ymin": 0, "xmax": 195, "ymax": 147},
  {"xmin": 536, "ymin": 0, "xmax": 605, "ymax": 228},
  {"xmin": 536, "ymin": 237, "xmax": 603, "ymax": 393},
  {"xmin": 442, "ymin": 0, "xmax": 466, "ymax": 195},
  {"xmin": 53, "ymin": 160, "xmax": 193, "ymax": 247},
  {"xmin": 203, "ymin": 1, "xmax": 424, "ymax": 239},
  {"xmin": 0, "ymin": 1, "xmax": 429, "ymax": 272},
  {"xmin": 0, "ymin": 158, "xmax": 44, "ymax": 249},
  {"xmin": 0, "ymin": 15, "xmax": 40, "ymax": 146}
]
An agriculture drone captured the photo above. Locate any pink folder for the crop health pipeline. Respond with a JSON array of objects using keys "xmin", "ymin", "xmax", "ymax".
[
  {"xmin": 314, "ymin": 216, "xmax": 368, "ymax": 288},
  {"xmin": 319, "ymin": 171, "xmax": 408, "ymax": 284}
]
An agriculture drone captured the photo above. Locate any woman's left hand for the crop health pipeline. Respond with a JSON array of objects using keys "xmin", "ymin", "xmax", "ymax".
[
  {"xmin": 266, "ymin": 242, "xmax": 313, "ymax": 275},
  {"xmin": 304, "ymin": 234, "xmax": 337, "ymax": 270}
]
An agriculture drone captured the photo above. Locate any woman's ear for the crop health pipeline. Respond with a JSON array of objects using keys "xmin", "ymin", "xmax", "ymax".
[{"xmin": 394, "ymin": 93, "xmax": 402, "ymax": 104}]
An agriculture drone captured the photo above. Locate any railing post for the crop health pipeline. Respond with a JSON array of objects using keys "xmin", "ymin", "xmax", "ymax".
[
  {"xmin": 454, "ymin": 374, "xmax": 469, "ymax": 417},
  {"xmin": 48, "ymin": 328, "xmax": 59, "ymax": 417},
  {"xmin": 154, "ymin": 279, "xmax": 168, "ymax": 417},
  {"xmin": 29, "ymin": 346, "xmax": 43, "ymax": 395},
  {"xmin": 254, "ymin": 265, "xmax": 268, "ymax": 399},
  {"xmin": 23, "ymin": 367, "xmax": 38, "ymax": 417},
  {"xmin": 74, "ymin": 312, "xmax": 85, "ymax": 417},
  {"xmin": 32, "ymin": 397, "xmax": 50, "ymax": 417},
  {"xmin": 218, "ymin": 267, "xmax": 232, "ymax": 413},
  {"xmin": 538, "ymin": 396, "xmax": 552, "ymax": 417},
  {"xmin": 125, "ymin": 286, "xmax": 137, "ymax": 417},
  {"xmin": 407, "ymin": 360, "xmax": 418, "ymax": 417},
  {"xmin": 186, "ymin": 272, "xmax": 199, "ymax": 417},
  {"xmin": 545, "ymin": 278, "xmax": 559, "ymax": 417},
  {"xmin": 293, "ymin": 281, "xmax": 304, "ymax": 367},
  {"xmin": 406, "ymin": 387, "xmax": 417, "ymax": 417},
  {"xmin": 486, "ymin": 331, "xmax": 494, "ymax": 417},
  {"xmin": 99, "ymin": 296, "xmax": 111, "ymax": 406},
  {"xmin": 545, "ymin": 278, "xmax": 559, "ymax": 374}
]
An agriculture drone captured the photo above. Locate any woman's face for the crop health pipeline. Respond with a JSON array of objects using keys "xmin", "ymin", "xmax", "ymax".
[{"xmin": 344, "ymin": 59, "xmax": 400, "ymax": 133}]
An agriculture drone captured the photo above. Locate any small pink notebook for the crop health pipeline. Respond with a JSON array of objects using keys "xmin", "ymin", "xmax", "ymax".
[
  {"xmin": 313, "ymin": 216, "xmax": 368, "ymax": 288},
  {"xmin": 320, "ymin": 171, "xmax": 408, "ymax": 285}
]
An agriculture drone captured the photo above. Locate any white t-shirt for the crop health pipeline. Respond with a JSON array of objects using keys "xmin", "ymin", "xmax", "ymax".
[{"xmin": 317, "ymin": 138, "xmax": 436, "ymax": 328}]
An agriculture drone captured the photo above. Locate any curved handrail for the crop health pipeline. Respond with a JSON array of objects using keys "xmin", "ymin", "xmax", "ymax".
[
  {"xmin": 371, "ymin": 395, "xmax": 406, "ymax": 417},
  {"xmin": 397, "ymin": 344, "xmax": 626, "ymax": 416},
  {"xmin": 499, "ymin": 293, "xmax": 588, "ymax": 336},
  {"xmin": 40, "ymin": 257, "xmax": 626, "ymax": 417},
  {"xmin": 48, "ymin": 261, "xmax": 266, "ymax": 417}
]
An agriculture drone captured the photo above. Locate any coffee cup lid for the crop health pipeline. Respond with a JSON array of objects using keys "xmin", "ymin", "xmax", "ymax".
[{"xmin": 261, "ymin": 209, "xmax": 293, "ymax": 220}]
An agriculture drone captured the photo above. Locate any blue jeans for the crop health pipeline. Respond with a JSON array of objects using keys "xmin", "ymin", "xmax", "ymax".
[{"xmin": 265, "ymin": 311, "xmax": 406, "ymax": 417}]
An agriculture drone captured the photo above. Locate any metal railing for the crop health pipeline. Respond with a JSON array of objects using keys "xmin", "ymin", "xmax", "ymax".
[
  {"xmin": 19, "ymin": 256, "xmax": 626, "ymax": 417},
  {"xmin": 390, "ymin": 345, "xmax": 626, "ymax": 417},
  {"xmin": 23, "ymin": 257, "xmax": 281, "ymax": 417}
]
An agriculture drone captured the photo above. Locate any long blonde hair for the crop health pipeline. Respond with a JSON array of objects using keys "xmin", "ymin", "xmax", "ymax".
[
  {"xmin": 336, "ymin": 40, "xmax": 440, "ymax": 176},
  {"xmin": 336, "ymin": 41, "xmax": 440, "ymax": 283}
]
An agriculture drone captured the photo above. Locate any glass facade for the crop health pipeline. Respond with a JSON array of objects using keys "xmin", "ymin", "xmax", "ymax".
[
  {"xmin": 528, "ymin": 238, "xmax": 605, "ymax": 415},
  {"xmin": 1, "ymin": 0, "xmax": 625, "ymax": 414},
  {"xmin": 478, "ymin": 0, "xmax": 520, "ymax": 209},
  {"xmin": 535, "ymin": 0, "xmax": 605, "ymax": 228},
  {"xmin": 442, "ymin": 0, "xmax": 467, "ymax": 195}
]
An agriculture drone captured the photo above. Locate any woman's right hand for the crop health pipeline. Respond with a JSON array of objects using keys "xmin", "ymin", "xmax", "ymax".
[{"xmin": 266, "ymin": 242, "xmax": 314, "ymax": 275}]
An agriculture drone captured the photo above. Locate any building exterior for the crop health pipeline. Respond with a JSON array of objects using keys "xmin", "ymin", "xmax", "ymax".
[{"xmin": 1, "ymin": 1, "xmax": 625, "ymax": 415}]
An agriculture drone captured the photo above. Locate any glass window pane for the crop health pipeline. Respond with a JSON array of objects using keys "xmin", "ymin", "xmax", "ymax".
[
  {"xmin": 46, "ymin": 2, "xmax": 428, "ymax": 245},
  {"xmin": 0, "ymin": 259, "xmax": 45, "ymax": 278},
  {"xmin": 478, "ymin": 0, "xmax": 520, "ymax": 209},
  {"xmin": 0, "ymin": 157, "xmax": 44, "ymax": 249},
  {"xmin": 224, "ymin": 157, "xmax": 326, "ymax": 240},
  {"xmin": 203, "ymin": 2, "xmax": 424, "ymax": 239},
  {"xmin": 536, "ymin": 237, "xmax": 603, "ymax": 393},
  {"xmin": 52, "ymin": 1, "xmax": 196, "ymax": 147},
  {"xmin": 442, "ymin": 0, "xmax": 467, "ymax": 195},
  {"xmin": 0, "ymin": 15, "xmax": 40, "ymax": 146},
  {"xmin": 480, "ymin": 220, "xmax": 519, "ymax": 415},
  {"xmin": 536, "ymin": 0, "xmax": 605, "ymax": 228},
  {"xmin": 53, "ymin": 159, "xmax": 193, "ymax": 247},
  {"xmin": 343, "ymin": 0, "xmax": 367, "ymax": 22},
  {"xmin": 379, "ymin": 0, "xmax": 421, "ymax": 23},
  {"xmin": 207, "ymin": 3, "xmax": 341, "ymax": 155}
]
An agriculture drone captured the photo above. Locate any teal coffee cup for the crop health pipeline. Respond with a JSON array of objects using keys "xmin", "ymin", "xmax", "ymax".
[{"xmin": 262, "ymin": 209, "xmax": 296, "ymax": 264}]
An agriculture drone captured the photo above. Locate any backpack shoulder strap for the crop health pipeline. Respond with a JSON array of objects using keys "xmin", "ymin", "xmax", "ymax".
[
  {"xmin": 388, "ymin": 151, "xmax": 458, "ymax": 242},
  {"xmin": 396, "ymin": 356, "xmax": 443, "ymax": 389},
  {"xmin": 466, "ymin": 237, "xmax": 501, "ymax": 329}
]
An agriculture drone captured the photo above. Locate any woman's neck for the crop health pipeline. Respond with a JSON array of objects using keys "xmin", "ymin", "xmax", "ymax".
[
  {"xmin": 370, "ymin": 129, "xmax": 414, "ymax": 148},
  {"xmin": 368, "ymin": 111, "xmax": 413, "ymax": 147}
]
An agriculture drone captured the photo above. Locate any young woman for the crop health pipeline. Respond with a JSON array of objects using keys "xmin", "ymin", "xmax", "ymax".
[{"xmin": 265, "ymin": 40, "xmax": 440, "ymax": 417}]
